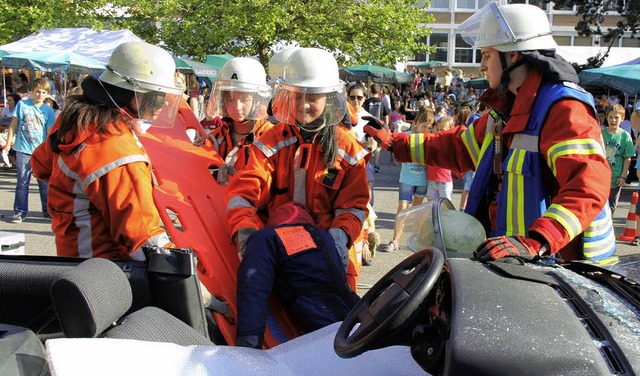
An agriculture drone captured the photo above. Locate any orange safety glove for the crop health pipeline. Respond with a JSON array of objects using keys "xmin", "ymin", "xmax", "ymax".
[
  {"xmin": 473, "ymin": 235, "xmax": 542, "ymax": 262},
  {"xmin": 362, "ymin": 116, "xmax": 393, "ymax": 150}
]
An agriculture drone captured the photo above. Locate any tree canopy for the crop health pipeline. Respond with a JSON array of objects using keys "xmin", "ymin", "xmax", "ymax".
[{"xmin": 0, "ymin": 0, "xmax": 434, "ymax": 69}]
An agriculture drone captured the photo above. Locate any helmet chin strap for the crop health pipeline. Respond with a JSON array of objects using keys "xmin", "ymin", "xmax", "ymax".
[{"xmin": 498, "ymin": 51, "xmax": 527, "ymax": 95}]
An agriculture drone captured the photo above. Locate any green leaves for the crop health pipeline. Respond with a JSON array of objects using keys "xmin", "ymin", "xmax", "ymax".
[{"xmin": 1, "ymin": 0, "xmax": 434, "ymax": 71}]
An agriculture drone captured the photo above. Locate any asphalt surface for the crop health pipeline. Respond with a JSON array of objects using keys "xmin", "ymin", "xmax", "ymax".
[{"xmin": 1, "ymin": 152, "xmax": 639, "ymax": 294}]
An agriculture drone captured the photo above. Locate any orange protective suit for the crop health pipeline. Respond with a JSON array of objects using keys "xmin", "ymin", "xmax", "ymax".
[
  {"xmin": 32, "ymin": 120, "xmax": 171, "ymax": 260},
  {"xmin": 226, "ymin": 122, "xmax": 370, "ymax": 259}
]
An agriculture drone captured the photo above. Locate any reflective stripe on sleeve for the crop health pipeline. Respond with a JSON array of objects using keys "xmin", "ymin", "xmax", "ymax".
[
  {"xmin": 543, "ymin": 203, "xmax": 582, "ymax": 240},
  {"xmin": 546, "ymin": 139, "xmax": 604, "ymax": 176},
  {"xmin": 254, "ymin": 136, "xmax": 298, "ymax": 158},
  {"xmin": 335, "ymin": 208, "xmax": 367, "ymax": 224},
  {"xmin": 226, "ymin": 195, "xmax": 255, "ymax": 211},
  {"xmin": 461, "ymin": 125, "xmax": 480, "ymax": 167},
  {"xmin": 409, "ymin": 133, "xmax": 426, "ymax": 165}
]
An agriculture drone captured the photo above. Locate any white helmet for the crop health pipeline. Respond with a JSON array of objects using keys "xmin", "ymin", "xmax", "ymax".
[
  {"xmin": 399, "ymin": 198, "xmax": 486, "ymax": 256},
  {"xmin": 270, "ymin": 48, "xmax": 346, "ymax": 129},
  {"xmin": 268, "ymin": 47, "xmax": 301, "ymax": 85},
  {"xmin": 97, "ymin": 41, "xmax": 183, "ymax": 124},
  {"xmin": 459, "ymin": 2, "xmax": 557, "ymax": 52},
  {"xmin": 207, "ymin": 57, "xmax": 271, "ymax": 122},
  {"xmin": 99, "ymin": 42, "xmax": 184, "ymax": 95}
]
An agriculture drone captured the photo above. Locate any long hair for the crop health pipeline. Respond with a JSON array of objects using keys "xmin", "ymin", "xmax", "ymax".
[{"xmin": 57, "ymin": 95, "xmax": 130, "ymax": 143}]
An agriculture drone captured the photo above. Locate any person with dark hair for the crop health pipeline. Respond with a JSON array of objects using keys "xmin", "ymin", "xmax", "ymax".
[
  {"xmin": 363, "ymin": 83, "xmax": 390, "ymax": 173},
  {"xmin": 31, "ymin": 41, "xmax": 183, "ymax": 260},
  {"xmin": 15, "ymin": 73, "xmax": 30, "ymax": 95},
  {"xmin": 226, "ymin": 47, "xmax": 369, "ymax": 298},
  {"xmin": 364, "ymin": 2, "xmax": 615, "ymax": 262}
]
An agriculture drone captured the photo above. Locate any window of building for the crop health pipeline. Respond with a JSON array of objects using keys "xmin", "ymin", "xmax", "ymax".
[
  {"xmin": 456, "ymin": 0, "xmax": 492, "ymax": 9},
  {"xmin": 574, "ymin": 36, "xmax": 593, "ymax": 46},
  {"xmin": 554, "ymin": 36, "xmax": 572, "ymax": 46},
  {"xmin": 429, "ymin": 33, "xmax": 449, "ymax": 62},
  {"xmin": 621, "ymin": 37, "xmax": 640, "ymax": 48},
  {"xmin": 507, "ymin": 0, "xmax": 547, "ymax": 10},
  {"xmin": 454, "ymin": 34, "xmax": 481, "ymax": 63},
  {"xmin": 551, "ymin": 1, "xmax": 574, "ymax": 11},
  {"xmin": 430, "ymin": 0, "xmax": 450, "ymax": 9}
]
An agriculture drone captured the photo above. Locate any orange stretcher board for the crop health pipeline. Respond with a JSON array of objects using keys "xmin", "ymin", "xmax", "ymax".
[{"xmin": 140, "ymin": 101, "xmax": 301, "ymax": 348}]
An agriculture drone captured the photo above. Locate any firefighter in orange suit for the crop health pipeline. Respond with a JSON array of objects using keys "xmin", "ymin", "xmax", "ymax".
[
  {"xmin": 365, "ymin": 3, "xmax": 614, "ymax": 262},
  {"xmin": 226, "ymin": 48, "xmax": 370, "ymax": 289},
  {"xmin": 32, "ymin": 41, "xmax": 184, "ymax": 260},
  {"xmin": 202, "ymin": 57, "xmax": 273, "ymax": 185}
]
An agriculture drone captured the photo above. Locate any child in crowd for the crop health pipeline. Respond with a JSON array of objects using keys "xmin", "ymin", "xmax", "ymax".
[
  {"xmin": 426, "ymin": 116, "xmax": 454, "ymax": 202},
  {"xmin": 4, "ymin": 77, "xmax": 55, "ymax": 223},
  {"xmin": 602, "ymin": 104, "xmax": 635, "ymax": 216},
  {"xmin": 382, "ymin": 109, "xmax": 433, "ymax": 252},
  {"xmin": 389, "ymin": 100, "xmax": 406, "ymax": 165}
]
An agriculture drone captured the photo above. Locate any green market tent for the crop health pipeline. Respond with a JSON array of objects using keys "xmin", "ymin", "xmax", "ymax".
[
  {"xmin": 340, "ymin": 64, "xmax": 412, "ymax": 84},
  {"xmin": 415, "ymin": 61, "xmax": 446, "ymax": 69},
  {"xmin": 579, "ymin": 64, "xmax": 640, "ymax": 96},
  {"xmin": 174, "ymin": 56, "xmax": 220, "ymax": 80},
  {"xmin": 204, "ymin": 54, "xmax": 234, "ymax": 71},
  {"xmin": 2, "ymin": 50, "xmax": 106, "ymax": 74}
]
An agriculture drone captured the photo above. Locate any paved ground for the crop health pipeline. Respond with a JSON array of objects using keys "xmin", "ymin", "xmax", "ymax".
[{"xmin": 1, "ymin": 152, "xmax": 639, "ymax": 294}]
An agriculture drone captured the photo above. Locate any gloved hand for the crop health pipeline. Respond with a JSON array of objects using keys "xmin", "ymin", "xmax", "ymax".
[
  {"xmin": 328, "ymin": 228, "xmax": 350, "ymax": 271},
  {"xmin": 362, "ymin": 116, "xmax": 393, "ymax": 150},
  {"xmin": 215, "ymin": 163, "xmax": 236, "ymax": 185},
  {"xmin": 473, "ymin": 235, "xmax": 542, "ymax": 262},
  {"xmin": 236, "ymin": 228, "xmax": 257, "ymax": 259}
]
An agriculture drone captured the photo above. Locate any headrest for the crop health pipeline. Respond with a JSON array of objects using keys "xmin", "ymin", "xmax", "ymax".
[{"xmin": 51, "ymin": 258, "xmax": 132, "ymax": 338}]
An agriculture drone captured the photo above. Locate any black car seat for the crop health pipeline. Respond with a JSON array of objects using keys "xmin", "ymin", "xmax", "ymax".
[{"xmin": 51, "ymin": 258, "xmax": 213, "ymax": 346}]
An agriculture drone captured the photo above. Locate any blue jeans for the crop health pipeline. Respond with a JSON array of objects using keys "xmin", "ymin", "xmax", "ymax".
[{"xmin": 14, "ymin": 151, "xmax": 48, "ymax": 217}]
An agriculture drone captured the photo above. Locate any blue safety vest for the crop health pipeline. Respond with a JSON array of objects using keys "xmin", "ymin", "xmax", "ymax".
[{"xmin": 463, "ymin": 81, "xmax": 615, "ymax": 260}]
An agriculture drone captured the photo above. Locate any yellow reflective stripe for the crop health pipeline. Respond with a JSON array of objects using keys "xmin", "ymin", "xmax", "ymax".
[
  {"xmin": 546, "ymin": 139, "xmax": 604, "ymax": 176},
  {"xmin": 409, "ymin": 133, "xmax": 426, "ymax": 164},
  {"xmin": 461, "ymin": 125, "xmax": 480, "ymax": 167},
  {"xmin": 581, "ymin": 256, "xmax": 619, "ymax": 266},
  {"xmin": 543, "ymin": 204, "xmax": 581, "ymax": 239},
  {"xmin": 505, "ymin": 149, "xmax": 527, "ymax": 236}
]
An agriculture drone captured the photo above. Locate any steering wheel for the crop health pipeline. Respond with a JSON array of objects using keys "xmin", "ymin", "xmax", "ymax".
[{"xmin": 334, "ymin": 248, "xmax": 445, "ymax": 358}]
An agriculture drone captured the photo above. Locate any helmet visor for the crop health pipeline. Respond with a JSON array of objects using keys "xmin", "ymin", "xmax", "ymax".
[
  {"xmin": 134, "ymin": 90, "xmax": 182, "ymax": 128},
  {"xmin": 458, "ymin": 2, "xmax": 516, "ymax": 48},
  {"xmin": 271, "ymin": 82, "xmax": 346, "ymax": 127},
  {"xmin": 206, "ymin": 80, "xmax": 271, "ymax": 121}
]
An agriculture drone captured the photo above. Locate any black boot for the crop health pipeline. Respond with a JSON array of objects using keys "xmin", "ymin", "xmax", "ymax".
[{"xmin": 236, "ymin": 335, "xmax": 263, "ymax": 349}]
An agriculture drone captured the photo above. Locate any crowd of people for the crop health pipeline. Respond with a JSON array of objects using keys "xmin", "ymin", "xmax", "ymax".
[{"xmin": 1, "ymin": 1, "xmax": 637, "ymax": 350}]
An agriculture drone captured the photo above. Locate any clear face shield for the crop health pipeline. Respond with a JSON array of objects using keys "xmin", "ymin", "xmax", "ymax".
[
  {"xmin": 206, "ymin": 80, "xmax": 271, "ymax": 122},
  {"xmin": 131, "ymin": 89, "xmax": 182, "ymax": 132},
  {"xmin": 270, "ymin": 82, "xmax": 347, "ymax": 130},
  {"xmin": 458, "ymin": 2, "xmax": 516, "ymax": 49}
]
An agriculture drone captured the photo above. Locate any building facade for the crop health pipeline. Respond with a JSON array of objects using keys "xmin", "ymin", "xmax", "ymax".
[{"xmin": 409, "ymin": 0, "xmax": 638, "ymax": 76}]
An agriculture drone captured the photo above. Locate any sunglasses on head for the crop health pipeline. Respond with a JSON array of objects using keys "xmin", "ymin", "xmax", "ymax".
[{"xmin": 349, "ymin": 95, "xmax": 364, "ymax": 101}]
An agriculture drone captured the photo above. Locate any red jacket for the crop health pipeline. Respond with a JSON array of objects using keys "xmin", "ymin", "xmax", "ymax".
[
  {"xmin": 226, "ymin": 123, "xmax": 370, "ymax": 247},
  {"xmin": 392, "ymin": 69, "xmax": 610, "ymax": 259},
  {"xmin": 32, "ymin": 119, "xmax": 171, "ymax": 260}
]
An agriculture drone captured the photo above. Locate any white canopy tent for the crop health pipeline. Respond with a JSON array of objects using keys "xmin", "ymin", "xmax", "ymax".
[
  {"xmin": 1, "ymin": 28, "xmax": 143, "ymax": 103},
  {"xmin": 0, "ymin": 28, "xmax": 142, "ymax": 63},
  {"xmin": 555, "ymin": 46, "xmax": 640, "ymax": 68}
]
